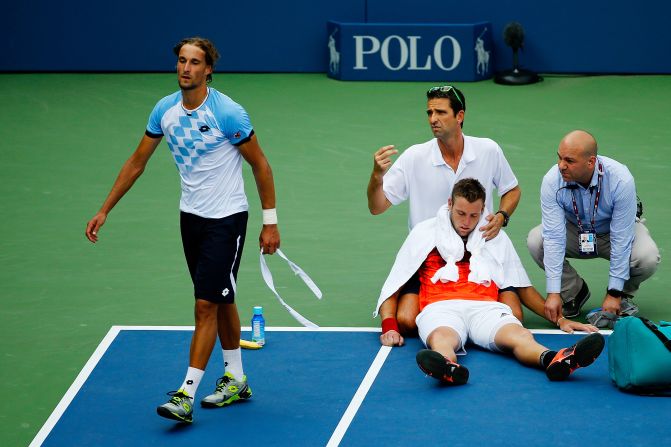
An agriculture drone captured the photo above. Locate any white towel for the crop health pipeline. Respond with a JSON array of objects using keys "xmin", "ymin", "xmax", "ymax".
[
  {"xmin": 432, "ymin": 204, "xmax": 505, "ymax": 287},
  {"xmin": 431, "ymin": 204, "xmax": 462, "ymax": 283},
  {"xmin": 374, "ymin": 205, "xmax": 528, "ymax": 317}
]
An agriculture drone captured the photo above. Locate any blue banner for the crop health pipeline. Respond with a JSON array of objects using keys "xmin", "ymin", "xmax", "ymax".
[{"xmin": 327, "ymin": 21, "xmax": 493, "ymax": 81}]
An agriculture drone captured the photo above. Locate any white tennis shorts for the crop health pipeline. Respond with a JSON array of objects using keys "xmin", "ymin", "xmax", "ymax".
[{"xmin": 416, "ymin": 300, "xmax": 522, "ymax": 353}]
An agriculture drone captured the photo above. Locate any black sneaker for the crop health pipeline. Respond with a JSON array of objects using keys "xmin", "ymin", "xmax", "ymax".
[
  {"xmin": 562, "ymin": 281, "xmax": 591, "ymax": 318},
  {"xmin": 416, "ymin": 349, "xmax": 469, "ymax": 385},
  {"xmin": 545, "ymin": 332, "xmax": 605, "ymax": 381}
]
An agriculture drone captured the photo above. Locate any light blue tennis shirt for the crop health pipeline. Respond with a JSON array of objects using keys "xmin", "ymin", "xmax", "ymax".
[
  {"xmin": 540, "ymin": 155, "xmax": 637, "ymax": 293},
  {"xmin": 146, "ymin": 87, "xmax": 253, "ymax": 219}
]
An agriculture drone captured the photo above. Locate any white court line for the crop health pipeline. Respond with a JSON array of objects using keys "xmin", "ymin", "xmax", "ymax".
[
  {"xmin": 101, "ymin": 325, "xmax": 382, "ymax": 332},
  {"xmin": 530, "ymin": 328, "xmax": 612, "ymax": 335},
  {"xmin": 29, "ymin": 326, "xmax": 123, "ymax": 447},
  {"xmin": 326, "ymin": 345, "xmax": 393, "ymax": 447},
  {"xmin": 72, "ymin": 326, "xmax": 604, "ymax": 334}
]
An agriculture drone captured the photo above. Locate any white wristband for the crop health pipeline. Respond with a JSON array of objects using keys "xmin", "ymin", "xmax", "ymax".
[{"xmin": 262, "ymin": 208, "xmax": 278, "ymax": 225}]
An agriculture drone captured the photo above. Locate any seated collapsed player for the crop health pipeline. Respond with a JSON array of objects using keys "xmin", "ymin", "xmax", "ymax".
[{"xmin": 374, "ymin": 178, "xmax": 604, "ymax": 384}]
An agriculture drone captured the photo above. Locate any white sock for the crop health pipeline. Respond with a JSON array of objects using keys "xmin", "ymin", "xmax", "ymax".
[
  {"xmin": 223, "ymin": 348, "xmax": 244, "ymax": 381},
  {"xmin": 179, "ymin": 366, "xmax": 204, "ymax": 400}
]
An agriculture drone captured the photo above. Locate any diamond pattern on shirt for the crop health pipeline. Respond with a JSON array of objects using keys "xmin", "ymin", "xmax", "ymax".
[{"xmin": 165, "ymin": 110, "xmax": 215, "ymax": 173}]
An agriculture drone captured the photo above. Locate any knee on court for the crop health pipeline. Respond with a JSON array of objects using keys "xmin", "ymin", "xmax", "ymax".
[
  {"xmin": 630, "ymin": 244, "xmax": 661, "ymax": 275},
  {"xmin": 631, "ymin": 223, "xmax": 661, "ymax": 269}
]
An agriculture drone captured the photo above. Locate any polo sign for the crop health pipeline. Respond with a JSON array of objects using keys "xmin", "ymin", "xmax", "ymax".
[{"xmin": 327, "ymin": 21, "xmax": 493, "ymax": 81}]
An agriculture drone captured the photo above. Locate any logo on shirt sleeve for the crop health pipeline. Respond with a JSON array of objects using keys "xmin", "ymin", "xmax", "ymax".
[{"xmin": 233, "ymin": 131, "xmax": 241, "ymax": 139}]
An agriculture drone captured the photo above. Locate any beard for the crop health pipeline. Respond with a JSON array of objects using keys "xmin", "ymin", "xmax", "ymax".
[
  {"xmin": 177, "ymin": 82, "xmax": 198, "ymax": 90},
  {"xmin": 178, "ymin": 79, "xmax": 199, "ymax": 91}
]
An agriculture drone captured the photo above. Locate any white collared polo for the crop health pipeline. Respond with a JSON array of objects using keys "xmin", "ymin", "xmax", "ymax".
[{"xmin": 383, "ymin": 135, "xmax": 518, "ymax": 229}]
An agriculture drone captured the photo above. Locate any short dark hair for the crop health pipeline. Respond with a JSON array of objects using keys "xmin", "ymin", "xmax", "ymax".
[
  {"xmin": 451, "ymin": 178, "xmax": 485, "ymax": 204},
  {"xmin": 173, "ymin": 37, "xmax": 220, "ymax": 83},
  {"xmin": 426, "ymin": 85, "xmax": 466, "ymax": 128}
]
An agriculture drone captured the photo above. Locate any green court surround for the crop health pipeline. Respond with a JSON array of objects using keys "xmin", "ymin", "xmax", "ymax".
[{"xmin": 1, "ymin": 73, "xmax": 669, "ymax": 446}]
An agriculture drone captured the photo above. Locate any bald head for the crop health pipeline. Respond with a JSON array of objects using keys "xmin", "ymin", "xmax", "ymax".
[
  {"xmin": 560, "ymin": 130, "xmax": 598, "ymax": 158},
  {"xmin": 556, "ymin": 130, "xmax": 598, "ymax": 185}
]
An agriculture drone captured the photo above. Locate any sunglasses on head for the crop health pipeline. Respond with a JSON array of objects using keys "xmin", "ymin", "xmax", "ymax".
[{"xmin": 427, "ymin": 85, "xmax": 464, "ymax": 108}]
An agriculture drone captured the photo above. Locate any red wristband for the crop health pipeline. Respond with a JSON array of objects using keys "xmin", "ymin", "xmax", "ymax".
[{"xmin": 381, "ymin": 318, "xmax": 399, "ymax": 334}]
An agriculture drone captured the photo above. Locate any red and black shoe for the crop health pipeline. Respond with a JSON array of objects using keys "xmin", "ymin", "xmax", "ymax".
[
  {"xmin": 545, "ymin": 332, "xmax": 605, "ymax": 381},
  {"xmin": 416, "ymin": 349, "xmax": 469, "ymax": 385}
]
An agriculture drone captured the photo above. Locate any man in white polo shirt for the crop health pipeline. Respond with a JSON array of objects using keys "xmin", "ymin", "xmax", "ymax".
[
  {"xmin": 367, "ymin": 85, "xmax": 527, "ymax": 343},
  {"xmin": 85, "ymin": 37, "xmax": 280, "ymax": 423}
]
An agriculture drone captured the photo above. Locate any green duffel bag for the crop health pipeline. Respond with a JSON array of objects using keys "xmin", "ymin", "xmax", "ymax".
[{"xmin": 608, "ymin": 316, "xmax": 671, "ymax": 395}]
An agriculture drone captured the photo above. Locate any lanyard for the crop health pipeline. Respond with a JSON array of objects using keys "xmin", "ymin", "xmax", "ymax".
[{"xmin": 570, "ymin": 161, "xmax": 603, "ymax": 233}]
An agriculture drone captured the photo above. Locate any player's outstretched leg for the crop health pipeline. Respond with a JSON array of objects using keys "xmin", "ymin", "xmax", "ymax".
[
  {"xmin": 416, "ymin": 349, "xmax": 469, "ymax": 385},
  {"xmin": 156, "ymin": 390, "xmax": 194, "ymax": 423},
  {"xmin": 201, "ymin": 372, "xmax": 252, "ymax": 407},
  {"xmin": 546, "ymin": 332, "xmax": 605, "ymax": 381}
]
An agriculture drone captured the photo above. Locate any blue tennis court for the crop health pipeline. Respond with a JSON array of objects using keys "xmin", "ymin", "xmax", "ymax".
[{"xmin": 31, "ymin": 328, "xmax": 670, "ymax": 446}]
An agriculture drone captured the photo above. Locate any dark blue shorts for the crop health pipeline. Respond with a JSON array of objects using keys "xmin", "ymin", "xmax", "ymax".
[
  {"xmin": 499, "ymin": 286, "xmax": 518, "ymax": 295},
  {"xmin": 180, "ymin": 211, "xmax": 248, "ymax": 303},
  {"xmin": 399, "ymin": 271, "xmax": 421, "ymax": 296}
]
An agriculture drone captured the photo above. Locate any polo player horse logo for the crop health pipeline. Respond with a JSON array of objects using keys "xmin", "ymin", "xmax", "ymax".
[
  {"xmin": 474, "ymin": 28, "xmax": 490, "ymax": 75},
  {"xmin": 328, "ymin": 29, "xmax": 340, "ymax": 74}
]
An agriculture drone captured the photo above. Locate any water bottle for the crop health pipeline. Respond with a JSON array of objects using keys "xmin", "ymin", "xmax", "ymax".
[{"xmin": 251, "ymin": 306, "xmax": 266, "ymax": 346}]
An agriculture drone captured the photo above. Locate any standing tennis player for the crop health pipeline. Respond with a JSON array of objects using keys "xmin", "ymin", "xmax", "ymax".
[{"xmin": 85, "ymin": 37, "xmax": 280, "ymax": 423}]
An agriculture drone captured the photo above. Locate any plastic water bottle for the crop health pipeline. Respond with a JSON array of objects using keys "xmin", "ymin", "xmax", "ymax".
[{"xmin": 251, "ymin": 306, "xmax": 266, "ymax": 346}]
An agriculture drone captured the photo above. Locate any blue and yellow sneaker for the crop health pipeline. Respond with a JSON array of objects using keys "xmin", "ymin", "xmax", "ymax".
[
  {"xmin": 156, "ymin": 390, "xmax": 193, "ymax": 423},
  {"xmin": 201, "ymin": 372, "xmax": 252, "ymax": 407}
]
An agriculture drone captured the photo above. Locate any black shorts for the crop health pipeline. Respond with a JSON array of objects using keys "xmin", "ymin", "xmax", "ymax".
[
  {"xmin": 180, "ymin": 211, "xmax": 248, "ymax": 303},
  {"xmin": 399, "ymin": 271, "xmax": 421, "ymax": 296},
  {"xmin": 499, "ymin": 286, "xmax": 518, "ymax": 295}
]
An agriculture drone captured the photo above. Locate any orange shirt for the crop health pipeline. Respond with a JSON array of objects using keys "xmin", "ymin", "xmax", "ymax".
[{"xmin": 419, "ymin": 248, "xmax": 499, "ymax": 311}]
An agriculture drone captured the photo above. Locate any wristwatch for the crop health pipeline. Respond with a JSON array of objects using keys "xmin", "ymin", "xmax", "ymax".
[
  {"xmin": 496, "ymin": 210, "xmax": 510, "ymax": 227},
  {"xmin": 607, "ymin": 289, "xmax": 623, "ymax": 298}
]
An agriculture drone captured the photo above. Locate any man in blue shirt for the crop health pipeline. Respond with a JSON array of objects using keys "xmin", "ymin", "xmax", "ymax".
[
  {"xmin": 527, "ymin": 130, "xmax": 660, "ymax": 324},
  {"xmin": 85, "ymin": 37, "xmax": 280, "ymax": 423}
]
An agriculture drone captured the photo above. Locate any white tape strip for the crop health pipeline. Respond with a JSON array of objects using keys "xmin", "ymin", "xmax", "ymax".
[{"xmin": 259, "ymin": 248, "xmax": 322, "ymax": 327}]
